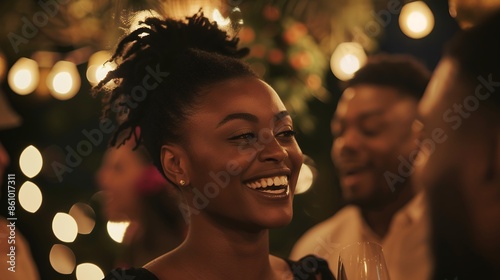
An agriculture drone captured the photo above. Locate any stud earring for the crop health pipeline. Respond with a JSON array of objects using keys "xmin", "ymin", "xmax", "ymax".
[{"xmin": 179, "ymin": 180, "xmax": 186, "ymax": 186}]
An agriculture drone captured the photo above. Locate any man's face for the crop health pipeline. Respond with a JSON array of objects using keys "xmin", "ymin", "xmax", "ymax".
[
  {"xmin": 331, "ymin": 85, "xmax": 420, "ymax": 208},
  {"xmin": 415, "ymin": 58, "xmax": 500, "ymax": 266}
]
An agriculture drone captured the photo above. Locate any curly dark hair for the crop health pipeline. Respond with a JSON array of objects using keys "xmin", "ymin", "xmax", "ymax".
[
  {"xmin": 93, "ymin": 11, "xmax": 256, "ymax": 173},
  {"xmin": 345, "ymin": 53, "xmax": 431, "ymax": 100}
]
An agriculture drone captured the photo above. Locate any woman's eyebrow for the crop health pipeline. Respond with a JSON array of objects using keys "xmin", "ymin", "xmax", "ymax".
[
  {"xmin": 274, "ymin": 111, "xmax": 290, "ymax": 121},
  {"xmin": 216, "ymin": 113, "xmax": 259, "ymax": 128}
]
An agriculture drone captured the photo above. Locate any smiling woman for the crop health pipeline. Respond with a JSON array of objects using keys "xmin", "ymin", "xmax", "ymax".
[{"xmin": 92, "ymin": 11, "xmax": 334, "ymax": 280}]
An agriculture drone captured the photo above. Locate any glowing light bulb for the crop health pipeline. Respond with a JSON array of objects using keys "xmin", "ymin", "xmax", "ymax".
[
  {"xmin": 52, "ymin": 212, "xmax": 78, "ymax": 242},
  {"xmin": 19, "ymin": 181, "xmax": 43, "ymax": 213},
  {"xmin": 330, "ymin": 42, "xmax": 367, "ymax": 81},
  {"xmin": 76, "ymin": 263, "xmax": 104, "ymax": 280},
  {"xmin": 295, "ymin": 164, "xmax": 314, "ymax": 194},
  {"xmin": 106, "ymin": 221, "xmax": 130, "ymax": 243},
  {"xmin": 49, "ymin": 244, "xmax": 76, "ymax": 274},
  {"xmin": 212, "ymin": 8, "xmax": 231, "ymax": 27},
  {"xmin": 86, "ymin": 51, "xmax": 114, "ymax": 85},
  {"xmin": 69, "ymin": 203, "xmax": 96, "ymax": 235},
  {"xmin": 47, "ymin": 61, "xmax": 80, "ymax": 100},
  {"xmin": 8, "ymin": 58, "xmax": 39, "ymax": 95},
  {"xmin": 19, "ymin": 145, "xmax": 43, "ymax": 178},
  {"xmin": 399, "ymin": 1, "xmax": 435, "ymax": 39}
]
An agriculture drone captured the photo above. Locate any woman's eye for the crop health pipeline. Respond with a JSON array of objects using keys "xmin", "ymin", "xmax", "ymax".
[
  {"xmin": 228, "ymin": 133, "xmax": 257, "ymax": 143},
  {"xmin": 276, "ymin": 129, "xmax": 296, "ymax": 138}
]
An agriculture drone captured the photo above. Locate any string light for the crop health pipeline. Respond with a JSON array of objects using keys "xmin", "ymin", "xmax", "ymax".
[
  {"xmin": 69, "ymin": 203, "xmax": 96, "ymax": 235},
  {"xmin": 47, "ymin": 61, "xmax": 81, "ymax": 100},
  {"xmin": 19, "ymin": 145, "xmax": 43, "ymax": 178},
  {"xmin": 295, "ymin": 155, "xmax": 317, "ymax": 194},
  {"xmin": 106, "ymin": 221, "xmax": 130, "ymax": 243},
  {"xmin": 75, "ymin": 263, "xmax": 104, "ymax": 280},
  {"xmin": 399, "ymin": 1, "xmax": 435, "ymax": 39},
  {"xmin": 8, "ymin": 58, "xmax": 39, "ymax": 95},
  {"xmin": 49, "ymin": 244, "xmax": 76, "ymax": 275},
  {"xmin": 330, "ymin": 42, "xmax": 367, "ymax": 81},
  {"xmin": 212, "ymin": 8, "xmax": 231, "ymax": 27},
  {"xmin": 52, "ymin": 212, "xmax": 78, "ymax": 243},
  {"xmin": 86, "ymin": 51, "xmax": 114, "ymax": 85},
  {"xmin": 19, "ymin": 181, "xmax": 43, "ymax": 213}
]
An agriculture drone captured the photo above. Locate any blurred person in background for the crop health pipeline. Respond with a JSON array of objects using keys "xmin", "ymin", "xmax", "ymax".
[
  {"xmin": 97, "ymin": 128, "xmax": 187, "ymax": 268},
  {"xmin": 415, "ymin": 10, "xmax": 500, "ymax": 279},
  {"xmin": 291, "ymin": 54, "xmax": 433, "ymax": 280},
  {"xmin": 0, "ymin": 93, "xmax": 39, "ymax": 280}
]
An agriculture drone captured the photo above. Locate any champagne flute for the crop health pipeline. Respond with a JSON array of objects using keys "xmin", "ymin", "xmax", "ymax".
[{"xmin": 337, "ymin": 241, "xmax": 390, "ymax": 280}]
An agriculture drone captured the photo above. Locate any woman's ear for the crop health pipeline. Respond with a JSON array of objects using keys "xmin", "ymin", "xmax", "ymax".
[{"xmin": 161, "ymin": 144, "xmax": 189, "ymax": 186}]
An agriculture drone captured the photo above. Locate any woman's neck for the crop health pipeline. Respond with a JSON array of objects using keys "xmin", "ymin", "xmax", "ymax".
[{"xmin": 148, "ymin": 213, "xmax": 282, "ymax": 280}]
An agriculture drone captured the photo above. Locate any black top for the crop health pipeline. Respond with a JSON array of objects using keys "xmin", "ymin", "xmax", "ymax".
[{"xmin": 103, "ymin": 255, "xmax": 335, "ymax": 280}]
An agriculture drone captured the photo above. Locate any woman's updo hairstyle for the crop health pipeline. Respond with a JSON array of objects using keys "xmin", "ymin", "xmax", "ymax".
[{"xmin": 93, "ymin": 11, "xmax": 256, "ymax": 173}]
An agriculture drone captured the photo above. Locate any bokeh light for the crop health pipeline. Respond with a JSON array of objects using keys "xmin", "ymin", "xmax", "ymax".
[
  {"xmin": 7, "ymin": 57, "xmax": 39, "ymax": 95},
  {"xmin": 52, "ymin": 212, "xmax": 78, "ymax": 243},
  {"xmin": 106, "ymin": 221, "xmax": 130, "ymax": 243},
  {"xmin": 47, "ymin": 61, "xmax": 81, "ymax": 100},
  {"xmin": 18, "ymin": 181, "xmax": 43, "ymax": 213},
  {"xmin": 330, "ymin": 42, "xmax": 367, "ymax": 81},
  {"xmin": 86, "ymin": 51, "xmax": 114, "ymax": 85},
  {"xmin": 212, "ymin": 8, "xmax": 230, "ymax": 27},
  {"xmin": 69, "ymin": 203, "xmax": 96, "ymax": 235},
  {"xmin": 49, "ymin": 244, "xmax": 76, "ymax": 274},
  {"xmin": 76, "ymin": 263, "xmax": 104, "ymax": 280},
  {"xmin": 399, "ymin": 1, "xmax": 435, "ymax": 39},
  {"xmin": 19, "ymin": 145, "xmax": 43, "ymax": 178},
  {"xmin": 295, "ymin": 156, "xmax": 317, "ymax": 195}
]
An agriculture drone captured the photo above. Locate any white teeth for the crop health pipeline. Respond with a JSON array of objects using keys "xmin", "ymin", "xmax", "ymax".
[
  {"xmin": 273, "ymin": 177, "xmax": 280, "ymax": 186},
  {"xmin": 260, "ymin": 188, "xmax": 287, "ymax": 194},
  {"xmin": 245, "ymin": 176, "xmax": 289, "ymax": 190}
]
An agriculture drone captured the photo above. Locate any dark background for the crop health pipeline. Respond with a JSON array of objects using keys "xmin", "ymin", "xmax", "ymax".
[{"xmin": 0, "ymin": 1, "xmax": 459, "ymax": 279}]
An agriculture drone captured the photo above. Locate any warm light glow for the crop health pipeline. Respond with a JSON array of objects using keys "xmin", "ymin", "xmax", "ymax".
[
  {"xmin": 339, "ymin": 54, "xmax": 361, "ymax": 76},
  {"xmin": 399, "ymin": 1, "xmax": 435, "ymax": 39},
  {"xmin": 86, "ymin": 51, "xmax": 114, "ymax": 85},
  {"xmin": 19, "ymin": 181, "xmax": 43, "ymax": 213},
  {"xmin": 52, "ymin": 213, "xmax": 78, "ymax": 243},
  {"xmin": 212, "ymin": 8, "xmax": 230, "ymax": 27},
  {"xmin": 330, "ymin": 42, "xmax": 367, "ymax": 81},
  {"xmin": 53, "ymin": 72, "xmax": 72, "ymax": 94},
  {"xmin": 107, "ymin": 221, "xmax": 130, "ymax": 243},
  {"xmin": 49, "ymin": 244, "xmax": 76, "ymax": 274},
  {"xmin": 47, "ymin": 61, "xmax": 80, "ymax": 100},
  {"xmin": 76, "ymin": 263, "xmax": 104, "ymax": 280},
  {"xmin": 129, "ymin": 10, "xmax": 162, "ymax": 32},
  {"xmin": 296, "ymin": 163, "xmax": 315, "ymax": 194},
  {"xmin": 8, "ymin": 57, "xmax": 39, "ymax": 95},
  {"xmin": 69, "ymin": 203, "xmax": 96, "ymax": 235},
  {"xmin": 19, "ymin": 145, "xmax": 43, "ymax": 178}
]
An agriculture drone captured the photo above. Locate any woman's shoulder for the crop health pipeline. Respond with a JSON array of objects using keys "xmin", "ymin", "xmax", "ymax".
[
  {"xmin": 103, "ymin": 267, "xmax": 159, "ymax": 280},
  {"xmin": 285, "ymin": 255, "xmax": 336, "ymax": 280}
]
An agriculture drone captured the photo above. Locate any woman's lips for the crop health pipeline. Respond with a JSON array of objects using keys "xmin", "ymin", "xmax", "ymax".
[{"xmin": 245, "ymin": 175, "xmax": 289, "ymax": 194}]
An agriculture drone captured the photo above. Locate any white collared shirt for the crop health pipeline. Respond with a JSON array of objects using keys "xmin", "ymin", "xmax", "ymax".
[{"xmin": 290, "ymin": 192, "xmax": 433, "ymax": 280}]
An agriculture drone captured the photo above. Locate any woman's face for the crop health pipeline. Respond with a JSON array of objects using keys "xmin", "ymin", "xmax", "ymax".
[{"xmin": 177, "ymin": 77, "xmax": 303, "ymax": 229}]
